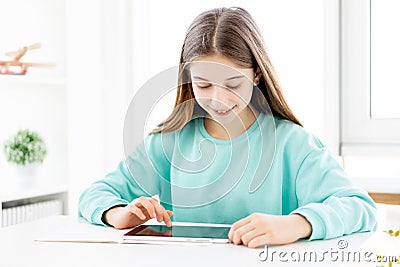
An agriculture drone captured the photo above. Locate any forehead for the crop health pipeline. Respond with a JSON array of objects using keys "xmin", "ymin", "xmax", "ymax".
[{"xmin": 189, "ymin": 55, "xmax": 253, "ymax": 81}]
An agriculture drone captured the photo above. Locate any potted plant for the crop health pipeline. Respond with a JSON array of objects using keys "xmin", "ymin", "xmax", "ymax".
[{"xmin": 3, "ymin": 129, "xmax": 47, "ymax": 188}]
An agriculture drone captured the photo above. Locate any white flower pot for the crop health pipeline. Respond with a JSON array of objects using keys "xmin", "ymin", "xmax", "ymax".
[{"xmin": 14, "ymin": 163, "xmax": 39, "ymax": 189}]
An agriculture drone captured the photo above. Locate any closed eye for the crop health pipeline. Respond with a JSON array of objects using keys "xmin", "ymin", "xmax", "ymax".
[
  {"xmin": 194, "ymin": 82, "xmax": 212, "ymax": 89},
  {"xmin": 226, "ymin": 84, "xmax": 241, "ymax": 90},
  {"xmin": 193, "ymin": 82, "xmax": 241, "ymax": 90}
]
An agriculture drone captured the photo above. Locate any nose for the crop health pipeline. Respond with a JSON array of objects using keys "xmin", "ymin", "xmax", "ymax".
[{"xmin": 210, "ymin": 86, "xmax": 228, "ymax": 108}]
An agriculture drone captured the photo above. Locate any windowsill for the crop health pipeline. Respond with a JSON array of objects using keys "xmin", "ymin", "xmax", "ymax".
[
  {"xmin": 369, "ymin": 193, "xmax": 400, "ymax": 205},
  {"xmin": 340, "ymin": 155, "xmax": 400, "ymax": 195},
  {"xmin": 351, "ymin": 176, "xmax": 400, "ymax": 194}
]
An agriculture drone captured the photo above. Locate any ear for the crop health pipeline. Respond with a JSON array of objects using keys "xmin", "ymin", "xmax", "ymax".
[{"xmin": 254, "ymin": 67, "xmax": 262, "ymax": 84}]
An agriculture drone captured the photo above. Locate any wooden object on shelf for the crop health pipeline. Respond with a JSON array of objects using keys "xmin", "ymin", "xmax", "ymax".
[{"xmin": 0, "ymin": 43, "xmax": 54, "ymax": 75}]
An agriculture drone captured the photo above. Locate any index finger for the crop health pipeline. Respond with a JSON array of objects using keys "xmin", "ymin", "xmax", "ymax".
[
  {"xmin": 148, "ymin": 198, "xmax": 172, "ymax": 227},
  {"xmin": 162, "ymin": 210, "xmax": 173, "ymax": 227}
]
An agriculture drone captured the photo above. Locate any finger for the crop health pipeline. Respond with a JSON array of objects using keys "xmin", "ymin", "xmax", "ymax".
[
  {"xmin": 129, "ymin": 205, "xmax": 147, "ymax": 220},
  {"xmin": 148, "ymin": 198, "xmax": 165, "ymax": 222},
  {"xmin": 166, "ymin": 210, "xmax": 173, "ymax": 217},
  {"xmin": 151, "ymin": 194, "xmax": 160, "ymax": 203},
  {"xmin": 247, "ymin": 233, "xmax": 269, "ymax": 249},
  {"xmin": 230, "ymin": 222, "xmax": 256, "ymax": 245},
  {"xmin": 135, "ymin": 197, "xmax": 156, "ymax": 218},
  {"xmin": 147, "ymin": 198, "xmax": 172, "ymax": 226},
  {"xmin": 228, "ymin": 215, "xmax": 252, "ymax": 239},
  {"xmin": 162, "ymin": 210, "xmax": 172, "ymax": 227},
  {"xmin": 137, "ymin": 205, "xmax": 152, "ymax": 219},
  {"xmin": 240, "ymin": 228, "xmax": 263, "ymax": 246}
]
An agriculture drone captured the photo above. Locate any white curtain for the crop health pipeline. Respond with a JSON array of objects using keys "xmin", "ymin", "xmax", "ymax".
[{"xmin": 66, "ymin": 0, "xmax": 132, "ymax": 215}]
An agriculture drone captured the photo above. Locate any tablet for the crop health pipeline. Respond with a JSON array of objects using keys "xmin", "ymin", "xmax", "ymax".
[{"xmin": 123, "ymin": 224, "xmax": 231, "ymax": 244}]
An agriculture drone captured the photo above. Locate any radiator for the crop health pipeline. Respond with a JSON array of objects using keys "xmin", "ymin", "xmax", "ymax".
[{"xmin": 1, "ymin": 199, "xmax": 63, "ymax": 227}]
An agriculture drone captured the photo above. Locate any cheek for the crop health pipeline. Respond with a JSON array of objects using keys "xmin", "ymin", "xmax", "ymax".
[
  {"xmin": 235, "ymin": 85, "xmax": 253, "ymax": 105},
  {"xmin": 193, "ymin": 88, "xmax": 210, "ymax": 106}
]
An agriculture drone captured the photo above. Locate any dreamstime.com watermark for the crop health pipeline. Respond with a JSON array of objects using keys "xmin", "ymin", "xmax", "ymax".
[{"xmin": 258, "ymin": 239, "xmax": 400, "ymax": 264}]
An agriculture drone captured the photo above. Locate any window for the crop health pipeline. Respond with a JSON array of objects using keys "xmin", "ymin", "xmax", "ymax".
[{"xmin": 341, "ymin": 0, "xmax": 400, "ymax": 155}]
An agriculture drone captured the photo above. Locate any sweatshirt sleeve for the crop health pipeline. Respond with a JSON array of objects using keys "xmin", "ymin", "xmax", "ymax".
[
  {"xmin": 78, "ymin": 134, "xmax": 171, "ymax": 226},
  {"xmin": 289, "ymin": 134, "xmax": 377, "ymax": 240}
]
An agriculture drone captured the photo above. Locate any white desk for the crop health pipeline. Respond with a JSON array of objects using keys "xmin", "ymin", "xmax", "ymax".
[{"xmin": 0, "ymin": 210, "xmax": 399, "ymax": 267}]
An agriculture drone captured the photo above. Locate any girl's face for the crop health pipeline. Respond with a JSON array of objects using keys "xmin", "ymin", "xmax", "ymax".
[{"xmin": 190, "ymin": 55, "xmax": 257, "ymax": 126}]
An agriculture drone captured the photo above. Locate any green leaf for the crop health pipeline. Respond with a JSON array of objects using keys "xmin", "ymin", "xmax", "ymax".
[{"xmin": 3, "ymin": 129, "xmax": 47, "ymax": 165}]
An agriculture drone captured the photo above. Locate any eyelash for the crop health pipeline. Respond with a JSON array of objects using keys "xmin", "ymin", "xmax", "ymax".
[
  {"xmin": 227, "ymin": 85, "xmax": 240, "ymax": 90},
  {"xmin": 196, "ymin": 84, "xmax": 211, "ymax": 89},
  {"xmin": 195, "ymin": 84, "xmax": 240, "ymax": 90}
]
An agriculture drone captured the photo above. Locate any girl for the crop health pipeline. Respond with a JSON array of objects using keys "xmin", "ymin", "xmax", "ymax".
[{"xmin": 79, "ymin": 7, "xmax": 377, "ymax": 248}]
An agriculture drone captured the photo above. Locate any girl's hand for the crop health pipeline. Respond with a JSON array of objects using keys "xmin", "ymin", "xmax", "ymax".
[
  {"xmin": 228, "ymin": 213, "xmax": 312, "ymax": 248},
  {"xmin": 104, "ymin": 196, "xmax": 173, "ymax": 229}
]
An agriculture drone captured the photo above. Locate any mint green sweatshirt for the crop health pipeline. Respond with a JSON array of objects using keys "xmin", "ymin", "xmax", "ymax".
[{"xmin": 79, "ymin": 113, "xmax": 377, "ymax": 240}]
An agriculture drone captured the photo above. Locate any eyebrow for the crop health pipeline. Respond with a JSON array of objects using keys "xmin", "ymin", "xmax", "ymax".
[{"xmin": 192, "ymin": 75, "xmax": 245, "ymax": 81}]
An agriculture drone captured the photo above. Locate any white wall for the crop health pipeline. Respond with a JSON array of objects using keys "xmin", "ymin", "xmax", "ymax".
[
  {"xmin": 0, "ymin": 0, "xmax": 67, "ymax": 192},
  {"xmin": 0, "ymin": 80, "xmax": 68, "ymax": 190},
  {"xmin": 0, "ymin": 0, "xmax": 66, "ymax": 75}
]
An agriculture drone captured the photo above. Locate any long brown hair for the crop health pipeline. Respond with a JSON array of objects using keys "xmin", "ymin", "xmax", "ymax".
[{"xmin": 152, "ymin": 7, "xmax": 301, "ymax": 134}]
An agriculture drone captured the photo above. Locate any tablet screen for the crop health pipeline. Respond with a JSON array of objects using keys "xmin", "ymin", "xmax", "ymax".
[{"xmin": 124, "ymin": 225, "xmax": 231, "ymax": 239}]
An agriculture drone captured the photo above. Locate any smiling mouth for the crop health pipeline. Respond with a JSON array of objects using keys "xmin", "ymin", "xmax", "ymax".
[{"xmin": 210, "ymin": 105, "xmax": 236, "ymax": 116}]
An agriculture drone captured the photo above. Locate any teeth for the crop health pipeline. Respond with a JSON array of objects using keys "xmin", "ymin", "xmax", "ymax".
[
  {"xmin": 210, "ymin": 106, "xmax": 235, "ymax": 115},
  {"xmin": 214, "ymin": 106, "xmax": 234, "ymax": 114}
]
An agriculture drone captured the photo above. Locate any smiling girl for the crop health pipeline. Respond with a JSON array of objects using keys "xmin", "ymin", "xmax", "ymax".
[{"xmin": 79, "ymin": 7, "xmax": 377, "ymax": 248}]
